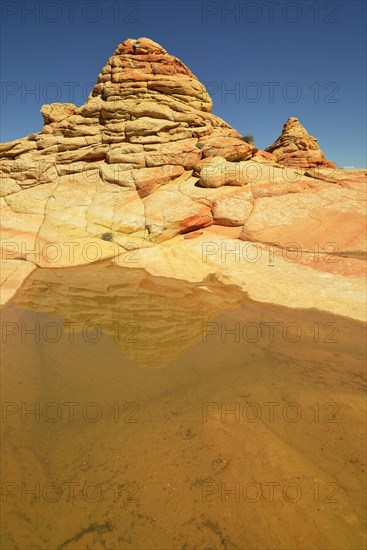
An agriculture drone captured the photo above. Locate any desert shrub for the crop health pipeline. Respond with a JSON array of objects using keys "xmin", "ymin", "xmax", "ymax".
[
  {"xmin": 240, "ymin": 134, "xmax": 255, "ymax": 145},
  {"xmin": 101, "ymin": 232, "xmax": 113, "ymax": 242}
]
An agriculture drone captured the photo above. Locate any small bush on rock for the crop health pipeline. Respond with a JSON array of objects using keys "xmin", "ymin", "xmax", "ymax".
[{"xmin": 240, "ymin": 134, "xmax": 254, "ymax": 145}]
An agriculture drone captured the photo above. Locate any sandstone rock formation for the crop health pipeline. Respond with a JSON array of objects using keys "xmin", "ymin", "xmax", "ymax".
[
  {"xmin": 0, "ymin": 37, "xmax": 257, "ymax": 256},
  {"xmin": 1, "ymin": 37, "xmax": 366, "ymax": 320},
  {"xmin": 265, "ymin": 117, "xmax": 337, "ymax": 169}
]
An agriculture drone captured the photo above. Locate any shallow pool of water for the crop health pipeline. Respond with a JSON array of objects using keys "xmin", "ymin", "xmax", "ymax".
[{"xmin": 1, "ymin": 264, "xmax": 366, "ymax": 549}]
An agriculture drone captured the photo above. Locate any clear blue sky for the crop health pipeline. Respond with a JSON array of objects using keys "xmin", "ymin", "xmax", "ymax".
[{"xmin": 1, "ymin": 0, "xmax": 366, "ymax": 167}]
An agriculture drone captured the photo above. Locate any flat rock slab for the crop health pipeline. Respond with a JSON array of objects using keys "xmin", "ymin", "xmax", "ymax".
[{"xmin": 240, "ymin": 186, "xmax": 366, "ymax": 255}]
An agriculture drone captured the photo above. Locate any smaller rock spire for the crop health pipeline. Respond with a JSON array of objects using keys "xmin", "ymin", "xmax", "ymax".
[{"xmin": 265, "ymin": 117, "xmax": 336, "ymax": 169}]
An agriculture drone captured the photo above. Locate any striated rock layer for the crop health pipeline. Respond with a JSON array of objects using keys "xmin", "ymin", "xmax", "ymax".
[{"xmin": 265, "ymin": 117, "xmax": 337, "ymax": 169}]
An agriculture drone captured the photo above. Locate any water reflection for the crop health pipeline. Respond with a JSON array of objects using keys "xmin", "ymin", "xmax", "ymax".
[
  {"xmin": 1, "ymin": 264, "xmax": 366, "ymax": 549},
  {"xmin": 10, "ymin": 263, "xmax": 247, "ymax": 368}
]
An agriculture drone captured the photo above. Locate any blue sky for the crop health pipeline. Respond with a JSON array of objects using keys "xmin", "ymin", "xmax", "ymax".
[{"xmin": 1, "ymin": 0, "xmax": 366, "ymax": 167}]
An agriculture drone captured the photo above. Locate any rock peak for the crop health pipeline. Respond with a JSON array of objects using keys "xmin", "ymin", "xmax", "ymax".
[
  {"xmin": 114, "ymin": 37, "xmax": 168, "ymax": 56},
  {"xmin": 89, "ymin": 36, "xmax": 212, "ymax": 113},
  {"xmin": 282, "ymin": 117, "xmax": 312, "ymax": 138},
  {"xmin": 265, "ymin": 116, "xmax": 336, "ymax": 169}
]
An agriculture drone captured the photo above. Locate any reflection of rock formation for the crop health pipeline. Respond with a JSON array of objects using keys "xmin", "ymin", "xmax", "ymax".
[{"xmin": 13, "ymin": 264, "xmax": 247, "ymax": 368}]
